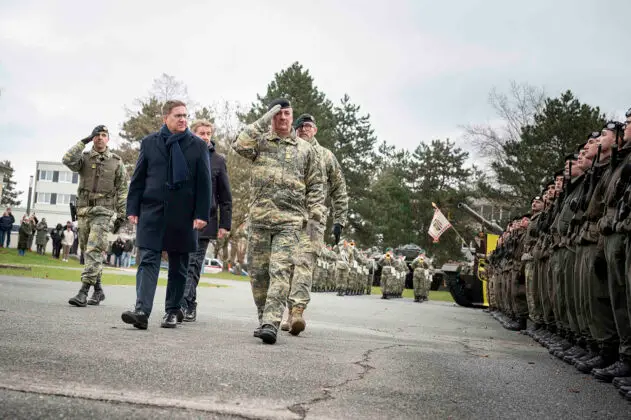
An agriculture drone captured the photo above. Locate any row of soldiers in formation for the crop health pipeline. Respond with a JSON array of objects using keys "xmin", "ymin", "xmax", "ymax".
[
  {"xmin": 487, "ymin": 109, "xmax": 631, "ymax": 401},
  {"xmin": 311, "ymin": 240, "xmax": 433, "ymax": 302}
]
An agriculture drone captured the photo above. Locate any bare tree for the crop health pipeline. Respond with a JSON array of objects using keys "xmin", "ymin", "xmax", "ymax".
[
  {"xmin": 462, "ymin": 81, "xmax": 546, "ymax": 165},
  {"xmin": 150, "ymin": 73, "xmax": 189, "ymax": 103}
]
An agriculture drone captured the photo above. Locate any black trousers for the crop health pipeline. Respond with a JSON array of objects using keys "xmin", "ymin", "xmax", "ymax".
[
  {"xmin": 182, "ymin": 239, "xmax": 210, "ymax": 311},
  {"xmin": 135, "ymin": 248, "xmax": 189, "ymax": 317}
]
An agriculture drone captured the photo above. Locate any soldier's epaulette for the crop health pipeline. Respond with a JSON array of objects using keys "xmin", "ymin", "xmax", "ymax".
[{"xmin": 110, "ymin": 153, "xmax": 122, "ymax": 161}]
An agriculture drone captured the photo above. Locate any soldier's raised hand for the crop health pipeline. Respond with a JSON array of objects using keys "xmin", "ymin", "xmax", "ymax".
[{"xmin": 256, "ymin": 105, "xmax": 282, "ymax": 126}]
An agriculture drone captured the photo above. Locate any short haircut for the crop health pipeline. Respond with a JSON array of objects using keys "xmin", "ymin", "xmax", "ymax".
[
  {"xmin": 191, "ymin": 119, "xmax": 214, "ymax": 134},
  {"xmin": 162, "ymin": 100, "xmax": 186, "ymax": 116}
]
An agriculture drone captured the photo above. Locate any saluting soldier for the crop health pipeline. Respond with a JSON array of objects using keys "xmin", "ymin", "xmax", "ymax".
[{"xmin": 62, "ymin": 125, "xmax": 128, "ymax": 307}]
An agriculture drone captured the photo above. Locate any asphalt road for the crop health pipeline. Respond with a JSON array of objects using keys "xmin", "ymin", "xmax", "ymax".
[{"xmin": 0, "ymin": 276, "xmax": 627, "ymax": 419}]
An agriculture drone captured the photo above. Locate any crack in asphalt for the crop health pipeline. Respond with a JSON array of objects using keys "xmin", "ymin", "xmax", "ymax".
[{"xmin": 287, "ymin": 343, "xmax": 406, "ymax": 419}]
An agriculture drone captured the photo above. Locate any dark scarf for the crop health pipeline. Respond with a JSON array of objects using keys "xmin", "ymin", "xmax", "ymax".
[{"xmin": 159, "ymin": 125, "xmax": 191, "ymax": 190}]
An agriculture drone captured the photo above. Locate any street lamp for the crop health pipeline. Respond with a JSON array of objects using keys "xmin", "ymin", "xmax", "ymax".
[{"xmin": 26, "ymin": 175, "xmax": 34, "ymax": 215}]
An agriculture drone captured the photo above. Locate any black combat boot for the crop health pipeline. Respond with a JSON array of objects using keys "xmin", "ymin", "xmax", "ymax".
[
  {"xmin": 87, "ymin": 281, "xmax": 105, "ymax": 306},
  {"xmin": 68, "ymin": 283, "xmax": 91, "ymax": 307},
  {"xmin": 258, "ymin": 324, "xmax": 277, "ymax": 344},
  {"xmin": 160, "ymin": 313, "xmax": 177, "ymax": 328},
  {"xmin": 592, "ymin": 360, "xmax": 631, "ymax": 383},
  {"xmin": 613, "ymin": 376, "xmax": 631, "ymax": 389}
]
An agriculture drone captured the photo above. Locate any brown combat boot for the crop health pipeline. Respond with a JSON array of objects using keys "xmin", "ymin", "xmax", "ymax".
[
  {"xmin": 289, "ymin": 307, "xmax": 306, "ymax": 336},
  {"xmin": 280, "ymin": 307, "xmax": 292, "ymax": 331}
]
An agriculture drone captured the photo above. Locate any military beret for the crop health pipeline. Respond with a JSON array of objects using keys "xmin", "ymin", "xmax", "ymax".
[
  {"xmin": 532, "ymin": 195, "xmax": 543, "ymax": 202},
  {"xmin": 565, "ymin": 153, "xmax": 578, "ymax": 161},
  {"xmin": 588, "ymin": 131, "xmax": 600, "ymax": 139},
  {"xmin": 268, "ymin": 98, "xmax": 291, "ymax": 110},
  {"xmin": 294, "ymin": 113, "xmax": 316, "ymax": 129},
  {"xmin": 576, "ymin": 142, "xmax": 587, "ymax": 152},
  {"xmin": 554, "ymin": 169, "xmax": 564, "ymax": 178},
  {"xmin": 603, "ymin": 121, "xmax": 624, "ymax": 132}
]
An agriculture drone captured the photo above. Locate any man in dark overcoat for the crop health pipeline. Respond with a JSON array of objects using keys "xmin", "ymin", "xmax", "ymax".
[{"xmin": 121, "ymin": 100, "xmax": 212, "ymax": 329}]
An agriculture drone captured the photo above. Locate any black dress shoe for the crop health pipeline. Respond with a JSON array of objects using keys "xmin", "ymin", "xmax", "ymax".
[
  {"xmin": 593, "ymin": 361, "xmax": 631, "ymax": 382},
  {"xmin": 160, "ymin": 313, "xmax": 177, "ymax": 328},
  {"xmin": 121, "ymin": 310, "xmax": 148, "ymax": 330},
  {"xmin": 258, "ymin": 324, "xmax": 277, "ymax": 344},
  {"xmin": 176, "ymin": 308, "xmax": 184, "ymax": 324},
  {"xmin": 618, "ymin": 385, "xmax": 631, "ymax": 397},
  {"xmin": 183, "ymin": 308, "xmax": 196, "ymax": 322}
]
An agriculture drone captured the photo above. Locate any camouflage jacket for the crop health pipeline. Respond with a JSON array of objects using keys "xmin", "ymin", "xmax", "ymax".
[
  {"xmin": 232, "ymin": 125, "xmax": 325, "ymax": 230},
  {"xmin": 410, "ymin": 256, "xmax": 428, "ymax": 270},
  {"xmin": 62, "ymin": 141, "xmax": 128, "ymax": 216},
  {"xmin": 305, "ymin": 137, "xmax": 348, "ymax": 227}
]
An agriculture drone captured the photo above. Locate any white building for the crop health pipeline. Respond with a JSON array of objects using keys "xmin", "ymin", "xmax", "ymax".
[{"xmin": 30, "ymin": 161, "xmax": 79, "ymax": 228}]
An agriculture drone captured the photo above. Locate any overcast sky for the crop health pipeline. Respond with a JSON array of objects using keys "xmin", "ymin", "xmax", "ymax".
[{"xmin": 1, "ymin": 0, "xmax": 629, "ymax": 204}]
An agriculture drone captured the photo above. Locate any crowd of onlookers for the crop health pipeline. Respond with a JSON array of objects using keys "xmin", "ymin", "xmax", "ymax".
[{"xmin": 0, "ymin": 206, "xmax": 135, "ymax": 267}]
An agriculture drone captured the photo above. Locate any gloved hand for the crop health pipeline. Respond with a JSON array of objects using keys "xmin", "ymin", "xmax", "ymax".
[
  {"xmin": 82, "ymin": 125, "xmax": 107, "ymax": 144},
  {"xmin": 254, "ymin": 105, "xmax": 281, "ymax": 130},
  {"xmin": 333, "ymin": 223, "xmax": 343, "ymax": 244},
  {"xmin": 111, "ymin": 217, "xmax": 126, "ymax": 234},
  {"xmin": 305, "ymin": 219, "xmax": 320, "ymax": 243}
]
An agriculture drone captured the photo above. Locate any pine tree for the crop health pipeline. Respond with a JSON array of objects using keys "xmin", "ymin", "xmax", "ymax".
[
  {"xmin": 0, "ymin": 161, "xmax": 22, "ymax": 207},
  {"xmin": 487, "ymin": 90, "xmax": 606, "ymax": 207},
  {"xmin": 331, "ymin": 95, "xmax": 380, "ymax": 245},
  {"xmin": 241, "ymin": 62, "xmax": 336, "ymax": 149}
]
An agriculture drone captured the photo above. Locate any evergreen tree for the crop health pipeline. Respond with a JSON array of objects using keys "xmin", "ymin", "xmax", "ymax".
[
  {"xmin": 487, "ymin": 90, "xmax": 606, "ymax": 207},
  {"xmin": 241, "ymin": 62, "xmax": 336, "ymax": 149},
  {"xmin": 0, "ymin": 161, "xmax": 22, "ymax": 207},
  {"xmin": 331, "ymin": 95, "xmax": 380, "ymax": 245}
]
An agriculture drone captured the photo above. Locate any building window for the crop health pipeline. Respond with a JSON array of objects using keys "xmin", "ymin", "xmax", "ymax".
[
  {"xmin": 37, "ymin": 192, "xmax": 52, "ymax": 204},
  {"xmin": 57, "ymin": 194, "xmax": 72, "ymax": 205},
  {"xmin": 58, "ymin": 172, "xmax": 73, "ymax": 183},
  {"xmin": 39, "ymin": 170, "xmax": 53, "ymax": 181}
]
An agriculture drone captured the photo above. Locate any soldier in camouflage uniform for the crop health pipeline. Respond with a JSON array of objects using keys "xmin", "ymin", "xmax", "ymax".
[
  {"xmin": 281, "ymin": 113, "xmax": 348, "ymax": 333},
  {"xmin": 377, "ymin": 249, "xmax": 396, "ymax": 298},
  {"xmin": 334, "ymin": 240, "xmax": 352, "ymax": 296},
  {"xmin": 63, "ymin": 125, "xmax": 128, "ymax": 307},
  {"xmin": 232, "ymin": 99, "xmax": 325, "ymax": 344},
  {"xmin": 522, "ymin": 195, "xmax": 544, "ymax": 335},
  {"xmin": 410, "ymin": 253, "xmax": 429, "ymax": 302}
]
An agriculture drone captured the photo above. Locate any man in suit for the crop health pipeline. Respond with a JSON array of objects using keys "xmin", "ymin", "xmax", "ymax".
[
  {"xmin": 181, "ymin": 119, "xmax": 232, "ymax": 322},
  {"xmin": 121, "ymin": 100, "xmax": 212, "ymax": 329}
]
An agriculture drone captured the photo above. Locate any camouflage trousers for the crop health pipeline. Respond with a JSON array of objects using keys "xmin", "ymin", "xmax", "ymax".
[
  {"xmin": 77, "ymin": 208, "xmax": 114, "ymax": 285},
  {"xmin": 288, "ymin": 223, "xmax": 323, "ymax": 310},
  {"xmin": 606, "ymin": 234, "xmax": 631, "ymax": 359},
  {"xmin": 336, "ymin": 265, "xmax": 349, "ymax": 295},
  {"xmin": 248, "ymin": 227, "xmax": 299, "ymax": 329},
  {"xmin": 381, "ymin": 266, "xmax": 396, "ymax": 295},
  {"xmin": 413, "ymin": 268, "xmax": 427, "ymax": 298}
]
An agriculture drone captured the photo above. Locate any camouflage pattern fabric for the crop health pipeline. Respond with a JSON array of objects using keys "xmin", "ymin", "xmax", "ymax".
[
  {"xmin": 411, "ymin": 256, "xmax": 429, "ymax": 298},
  {"xmin": 248, "ymin": 227, "xmax": 299, "ymax": 328},
  {"xmin": 288, "ymin": 223, "xmax": 324, "ymax": 309},
  {"xmin": 62, "ymin": 142, "xmax": 127, "ymax": 285},
  {"xmin": 232, "ymin": 123, "xmax": 325, "ymax": 230},
  {"xmin": 304, "ymin": 137, "xmax": 348, "ymax": 227}
]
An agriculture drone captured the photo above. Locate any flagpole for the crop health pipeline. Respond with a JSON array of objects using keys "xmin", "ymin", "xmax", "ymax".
[{"xmin": 431, "ymin": 202, "xmax": 468, "ymax": 247}]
